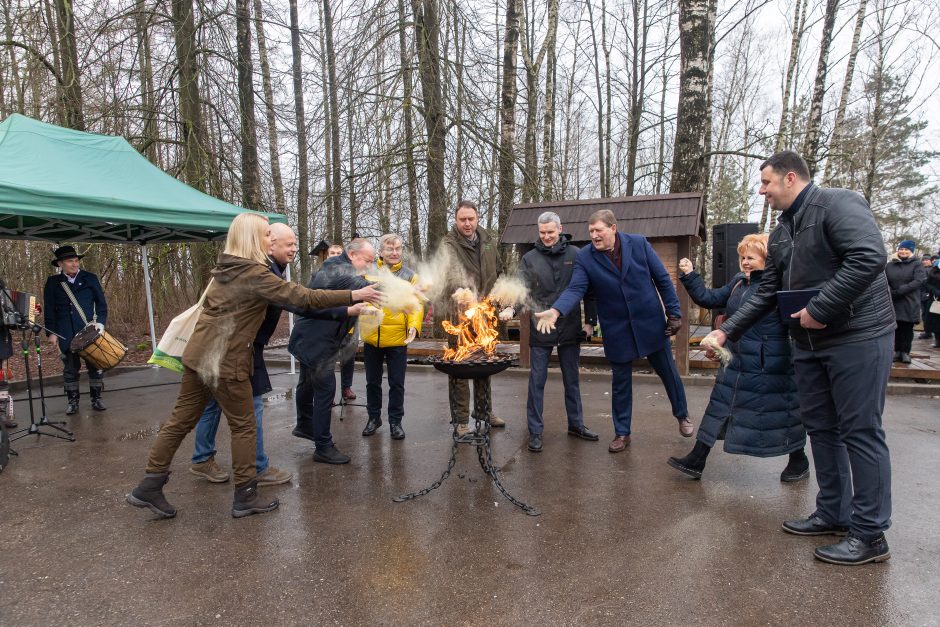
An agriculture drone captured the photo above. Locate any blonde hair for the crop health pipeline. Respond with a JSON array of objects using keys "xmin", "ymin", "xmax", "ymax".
[
  {"xmin": 223, "ymin": 212, "xmax": 271, "ymax": 265},
  {"xmin": 737, "ymin": 233, "xmax": 768, "ymax": 270}
]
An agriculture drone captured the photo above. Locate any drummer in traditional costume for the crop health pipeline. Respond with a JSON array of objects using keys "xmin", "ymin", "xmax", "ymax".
[{"xmin": 43, "ymin": 245, "xmax": 109, "ymax": 415}]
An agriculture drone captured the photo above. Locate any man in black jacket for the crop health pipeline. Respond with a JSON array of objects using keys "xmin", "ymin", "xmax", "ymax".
[
  {"xmin": 705, "ymin": 151, "xmax": 895, "ymax": 566},
  {"xmin": 189, "ymin": 222, "xmax": 299, "ymax": 486},
  {"xmin": 43, "ymin": 246, "xmax": 109, "ymax": 415},
  {"xmin": 510, "ymin": 212, "xmax": 599, "ymax": 452},
  {"xmin": 289, "ymin": 239, "xmax": 376, "ymax": 464}
]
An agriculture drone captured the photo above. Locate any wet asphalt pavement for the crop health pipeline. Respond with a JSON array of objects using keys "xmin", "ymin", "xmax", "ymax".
[{"xmin": 1, "ymin": 364, "xmax": 938, "ymax": 625}]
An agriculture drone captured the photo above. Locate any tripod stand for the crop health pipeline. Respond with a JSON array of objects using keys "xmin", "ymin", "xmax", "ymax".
[{"xmin": 11, "ymin": 325, "xmax": 75, "ymax": 443}]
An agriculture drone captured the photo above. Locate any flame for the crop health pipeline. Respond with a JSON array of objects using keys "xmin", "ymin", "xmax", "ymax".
[{"xmin": 442, "ymin": 296, "xmax": 500, "ymax": 361}]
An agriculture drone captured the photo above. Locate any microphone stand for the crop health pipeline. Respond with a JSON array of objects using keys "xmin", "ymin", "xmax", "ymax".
[{"xmin": 1, "ymin": 284, "xmax": 75, "ymax": 444}]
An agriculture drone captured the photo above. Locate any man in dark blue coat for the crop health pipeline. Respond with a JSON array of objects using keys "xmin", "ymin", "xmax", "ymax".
[
  {"xmin": 43, "ymin": 246, "xmax": 108, "ymax": 415},
  {"xmin": 289, "ymin": 239, "xmax": 376, "ymax": 464},
  {"xmin": 512, "ymin": 211, "xmax": 599, "ymax": 453},
  {"xmin": 534, "ymin": 209, "xmax": 691, "ymax": 453},
  {"xmin": 189, "ymin": 222, "xmax": 300, "ymax": 486}
]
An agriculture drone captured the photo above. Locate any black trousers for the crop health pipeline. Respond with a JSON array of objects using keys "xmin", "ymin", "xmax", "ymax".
[
  {"xmin": 295, "ymin": 362, "xmax": 336, "ymax": 450},
  {"xmin": 61, "ymin": 351, "xmax": 103, "ymax": 393},
  {"xmin": 893, "ymin": 321, "xmax": 914, "ymax": 353},
  {"xmin": 791, "ymin": 333, "xmax": 893, "ymax": 538},
  {"xmin": 363, "ymin": 344, "xmax": 407, "ymax": 424}
]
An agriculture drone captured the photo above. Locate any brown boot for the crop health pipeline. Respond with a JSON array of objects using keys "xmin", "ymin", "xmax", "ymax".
[
  {"xmin": 232, "ymin": 479, "xmax": 279, "ymax": 518},
  {"xmin": 126, "ymin": 472, "xmax": 177, "ymax": 518}
]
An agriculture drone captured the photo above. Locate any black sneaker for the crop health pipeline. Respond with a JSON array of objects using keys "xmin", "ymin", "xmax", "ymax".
[
  {"xmin": 313, "ymin": 445, "xmax": 350, "ymax": 464},
  {"xmin": 527, "ymin": 433, "xmax": 543, "ymax": 452},
  {"xmin": 782, "ymin": 514, "xmax": 849, "ymax": 536},
  {"xmin": 814, "ymin": 533, "xmax": 890, "ymax": 565}
]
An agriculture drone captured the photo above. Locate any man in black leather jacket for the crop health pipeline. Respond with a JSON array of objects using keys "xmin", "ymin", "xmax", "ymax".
[{"xmin": 705, "ymin": 151, "xmax": 895, "ymax": 566}]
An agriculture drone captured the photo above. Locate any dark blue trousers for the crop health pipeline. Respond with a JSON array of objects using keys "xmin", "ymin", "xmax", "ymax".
[
  {"xmin": 526, "ymin": 344, "xmax": 584, "ymax": 435},
  {"xmin": 295, "ymin": 362, "xmax": 335, "ymax": 450},
  {"xmin": 363, "ymin": 344, "xmax": 407, "ymax": 424},
  {"xmin": 609, "ymin": 347, "xmax": 688, "ymax": 436},
  {"xmin": 791, "ymin": 332, "xmax": 893, "ymax": 537}
]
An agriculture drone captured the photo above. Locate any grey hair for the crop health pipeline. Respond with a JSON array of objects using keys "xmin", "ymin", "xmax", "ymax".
[
  {"xmin": 345, "ymin": 238, "xmax": 371, "ymax": 254},
  {"xmin": 378, "ymin": 233, "xmax": 403, "ymax": 253},
  {"xmin": 537, "ymin": 211, "xmax": 562, "ymax": 228}
]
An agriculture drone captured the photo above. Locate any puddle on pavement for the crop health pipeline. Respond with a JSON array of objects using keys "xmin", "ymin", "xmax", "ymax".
[{"xmin": 116, "ymin": 424, "xmax": 162, "ymax": 441}]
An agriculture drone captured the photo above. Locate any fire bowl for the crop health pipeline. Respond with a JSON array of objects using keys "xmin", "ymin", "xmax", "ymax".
[{"xmin": 428, "ymin": 354, "xmax": 516, "ymax": 379}]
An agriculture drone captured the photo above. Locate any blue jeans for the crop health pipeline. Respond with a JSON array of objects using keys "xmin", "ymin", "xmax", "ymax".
[
  {"xmin": 610, "ymin": 347, "xmax": 688, "ymax": 436},
  {"xmin": 363, "ymin": 344, "xmax": 407, "ymax": 424},
  {"xmin": 192, "ymin": 394, "xmax": 268, "ymax": 474},
  {"xmin": 526, "ymin": 344, "xmax": 584, "ymax": 435}
]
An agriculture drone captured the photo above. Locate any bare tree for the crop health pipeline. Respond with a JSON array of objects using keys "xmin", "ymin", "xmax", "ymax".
[
  {"xmin": 802, "ymin": 0, "xmax": 841, "ymax": 177},
  {"xmin": 235, "ymin": 0, "xmax": 261, "ymax": 209},
  {"xmin": 289, "ymin": 0, "xmax": 311, "ymax": 279},
  {"xmin": 498, "ymin": 0, "xmax": 520, "ymax": 231},
  {"xmin": 253, "ymin": 0, "xmax": 286, "ymax": 213}
]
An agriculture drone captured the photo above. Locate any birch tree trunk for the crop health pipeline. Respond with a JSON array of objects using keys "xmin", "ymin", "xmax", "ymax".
[
  {"xmin": 823, "ymin": 0, "xmax": 867, "ymax": 186},
  {"xmin": 54, "ymin": 0, "xmax": 85, "ymax": 130},
  {"xmin": 322, "ymin": 0, "xmax": 343, "ymax": 243},
  {"xmin": 397, "ymin": 0, "xmax": 421, "ymax": 253},
  {"xmin": 413, "ymin": 0, "xmax": 447, "ymax": 249},
  {"xmin": 253, "ymin": 0, "xmax": 286, "ymax": 213},
  {"xmin": 802, "ymin": 0, "xmax": 840, "ymax": 178},
  {"xmin": 236, "ymin": 0, "xmax": 261, "ymax": 209},
  {"xmin": 497, "ymin": 0, "xmax": 520, "ymax": 232},
  {"xmin": 586, "ymin": 0, "xmax": 606, "ymax": 196},
  {"xmin": 520, "ymin": 0, "xmax": 559, "ymax": 204},
  {"xmin": 289, "ymin": 0, "xmax": 310, "ymax": 279},
  {"xmin": 134, "ymin": 0, "xmax": 158, "ymax": 164},
  {"xmin": 171, "ymin": 0, "xmax": 208, "ymax": 191},
  {"xmin": 669, "ymin": 0, "xmax": 711, "ymax": 196}
]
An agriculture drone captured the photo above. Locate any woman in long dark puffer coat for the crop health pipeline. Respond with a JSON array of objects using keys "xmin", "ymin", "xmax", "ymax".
[
  {"xmin": 668, "ymin": 233, "xmax": 808, "ymax": 482},
  {"xmin": 884, "ymin": 240, "xmax": 927, "ymax": 363}
]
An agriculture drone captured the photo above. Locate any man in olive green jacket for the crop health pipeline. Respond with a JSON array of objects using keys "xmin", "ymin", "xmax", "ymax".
[{"xmin": 438, "ymin": 200, "xmax": 505, "ymax": 434}]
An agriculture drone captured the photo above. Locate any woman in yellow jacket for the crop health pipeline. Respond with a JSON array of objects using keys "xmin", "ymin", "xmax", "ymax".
[{"xmin": 360, "ymin": 234, "xmax": 423, "ymax": 440}]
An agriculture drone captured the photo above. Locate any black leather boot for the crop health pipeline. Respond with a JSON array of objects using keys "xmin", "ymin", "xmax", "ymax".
[
  {"xmin": 232, "ymin": 479, "xmax": 279, "ymax": 518},
  {"xmin": 361, "ymin": 416, "xmax": 382, "ymax": 436},
  {"xmin": 781, "ymin": 449, "xmax": 810, "ymax": 482},
  {"xmin": 667, "ymin": 440, "xmax": 711, "ymax": 479},
  {"xmin": 90, "ymin": 388, "xmax": 106, "ymax": 411},
  {"xmin": 126, "ymin": 472, "xmax": 177, "ymax": 518},
  {"xmin": 65, "ymin": 390, "xmax": 80, "ymax": 415}
]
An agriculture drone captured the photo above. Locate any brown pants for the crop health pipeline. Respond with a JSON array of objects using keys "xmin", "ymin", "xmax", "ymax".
[
  {"xmin": 448, "ymin": 376, "xmax": 492, "ymax": 424},
  {"xmin": 146, "ymin": 367, "xmax": 257, "ymax": 485}
]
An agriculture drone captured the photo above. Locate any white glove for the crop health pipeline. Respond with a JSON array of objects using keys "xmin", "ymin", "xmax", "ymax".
[
  {"xmin": 94, "ymin": 322, "xmax": 105, "ymax": 332},
  {"xmin": 498, "ymin": 306, "xmax": 515, "ymax": 321},
  {"xmin": 534, "ymin": 309, "xmax": 559, "ymax": 334},
  {"xmin": 678, "ymin": 258, "xmax": 694, "ymax": 275},
  {"xmin": 405, "ymin": 327, "xmax": 418, "ymax": 344}
]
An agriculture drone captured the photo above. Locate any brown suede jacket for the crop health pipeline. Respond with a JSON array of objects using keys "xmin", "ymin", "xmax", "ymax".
[{"xmin": 183, "ymin": 253, "xmax": 352, "ymax": 381}]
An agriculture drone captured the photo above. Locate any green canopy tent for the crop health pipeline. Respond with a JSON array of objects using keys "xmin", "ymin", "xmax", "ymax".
[{"xmin": 0, "ymin": 113, "xmax": 288, "ymax": 355}]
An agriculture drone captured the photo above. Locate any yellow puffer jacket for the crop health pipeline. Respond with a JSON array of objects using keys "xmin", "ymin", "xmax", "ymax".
[{"xmin": 361, "ymin": 259, "xmax": 424, "ymax": 348}]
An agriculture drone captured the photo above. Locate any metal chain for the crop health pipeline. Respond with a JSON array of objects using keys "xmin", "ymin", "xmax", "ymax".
[
  {"xmin": 477, "ymin": 437, "xmax": 541, "ymax": 516},
  {"xmin": 391, "ymin": 436, "xmax": 460, "ymax": 502}
]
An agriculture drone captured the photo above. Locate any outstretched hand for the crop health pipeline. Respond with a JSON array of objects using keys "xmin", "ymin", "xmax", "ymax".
[
  {"xmin": 351, "ymin": 284, "xmax": 383, "ymax": 306},
  {"xmin": 534, "ymin": 309, "xmax": 560, "ymax": 334},
  {"xmin": 498, "ymin": 306, "xmax": 515, "ymax": 321}
]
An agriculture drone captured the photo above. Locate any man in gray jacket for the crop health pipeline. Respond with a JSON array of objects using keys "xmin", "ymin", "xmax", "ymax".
[{"xmin": 705, "ymin": 151, "xmax": 895, "ymax": 566}]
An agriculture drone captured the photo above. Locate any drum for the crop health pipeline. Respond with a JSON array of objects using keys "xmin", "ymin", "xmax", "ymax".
[{"xmin": 69, "ymin": 324, "xmax": 128, "ymax": 371}]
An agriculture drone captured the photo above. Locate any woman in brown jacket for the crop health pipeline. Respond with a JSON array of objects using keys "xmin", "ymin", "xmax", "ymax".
[{"xmin": 127, "ymin": 212, "xmax": 381, "ymax": 519}]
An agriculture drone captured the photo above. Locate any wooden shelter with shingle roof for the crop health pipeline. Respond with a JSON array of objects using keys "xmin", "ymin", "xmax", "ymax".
[{"xmin": 500, "ymin": 193, "xmax": 705, "ymax": 374}]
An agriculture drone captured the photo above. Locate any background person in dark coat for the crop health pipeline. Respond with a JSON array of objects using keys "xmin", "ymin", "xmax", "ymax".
[
  {"xmin": 510, "ymin": 212, "xmax": 599, "ymax": 453},
  {"xmin": 705, "ymin": 151, "xmax": 895, "ymax": 566},
  {"xmin": 918, "ymin": 255, "xmax": 937, "ymax": 340},
  {"xmin": 534, "ymin": 209, "xmax": 691, "ymax": 453},
  {"xmin": 668, "ymin": 234, "xmax": 807, "ymax": 482},
  {"xmin": 924, "ymin": 259, "xmax": 940, "ymax": 348},
  {"xmin": 43, "ymin": 245, "xmax": 108, "ymax": 415},
  {"xmin": 289, "ymin": 239, "xmax": 377, "ymax": 464},
  {"xmin": 189, "ymin": 222, "xmax": 300, "ymax": 487},
  {"xmin": 885, "ymin": 240, "xmax": 926, "ymax": 363}
]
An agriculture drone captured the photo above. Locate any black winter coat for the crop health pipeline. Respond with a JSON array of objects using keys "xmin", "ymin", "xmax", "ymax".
[
  {"xmin": 885, "ymin": 258, "xmax": 926, "ymax": 324},
  {"xmin": 288, "ymin": 253, "xmax": 369, "ymax": 370},
  {"xmin": 43, "ymin": 270, "xmax": 108, "ymax": 353},
  {"xmin": 519, "ymin": 234, "xmax": 597, "ymax": 347},
  {"xmin": 682, "ymin": 270, "xmax": 804, "ymax": 457},
  {"xmin": 249, "ymin": 260, "xmax": 288, "ymax": 396},
  {"xmin": 722, "ymin": 184, "xmax": 895, "ymax": 350}
]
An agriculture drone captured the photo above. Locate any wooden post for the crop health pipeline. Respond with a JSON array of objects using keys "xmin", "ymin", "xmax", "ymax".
[
  {"xmin": 675, "ymin": 235, "xmax": 691, "ymax": 375},
  {"xmin": 519, "ymin": 310, "xmax": 531, "ymax": 368}
]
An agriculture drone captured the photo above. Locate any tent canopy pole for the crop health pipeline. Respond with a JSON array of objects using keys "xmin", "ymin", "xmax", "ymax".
[{"xmin": 140, "ymin": 243, "xmax": 158, "ymax": 357}]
